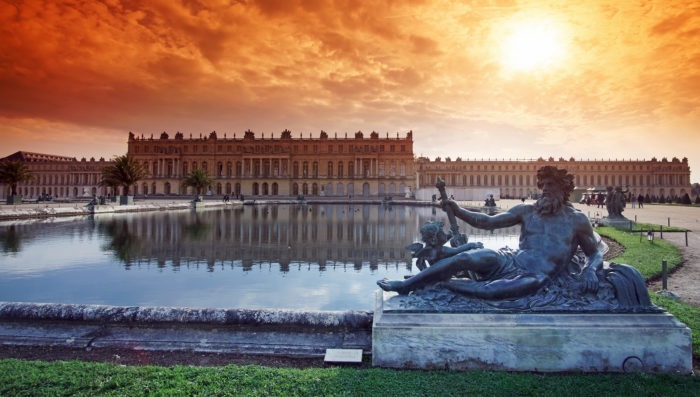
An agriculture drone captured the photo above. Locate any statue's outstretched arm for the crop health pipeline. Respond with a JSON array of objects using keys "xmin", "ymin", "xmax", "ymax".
[
  {"xmin": 445, "ymin": 200, "xmax": 522, "ymax": 230},
  {"xmin": 439, "ymin": 241, "xmax": 483, "ymax": 257}
]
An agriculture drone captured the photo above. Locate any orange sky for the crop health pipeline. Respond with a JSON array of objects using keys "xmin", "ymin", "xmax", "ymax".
[{"xmin": 1, "ymin": 0, "xmax": 699, "ymax": 181}]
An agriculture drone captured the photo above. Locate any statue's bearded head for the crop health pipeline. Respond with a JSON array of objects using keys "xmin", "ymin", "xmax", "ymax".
[{"xmin": 535, "ymin": 166, "xmax": 575, "ymax": 215}]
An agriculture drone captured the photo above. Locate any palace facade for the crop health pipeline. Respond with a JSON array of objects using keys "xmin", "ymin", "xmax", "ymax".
[
  {"xmin": 0, "ymin": 131, "xmax": 694, "ymax": 202},
  {"xmin": 414, "ymin": 156, "xmax": 693, "ymax": 201},
  {"xmin": 127, "ymin": 129, "xmax": 416, "ymax": 198},
  {"xmin": 0, "ymin": 151, "xmax": 112, "ymax": 199}
]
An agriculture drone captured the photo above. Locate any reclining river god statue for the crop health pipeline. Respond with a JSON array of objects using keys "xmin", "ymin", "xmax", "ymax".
[{"xmin": 378, "ymin": 165, "xmax": 653, "ymax": 312}]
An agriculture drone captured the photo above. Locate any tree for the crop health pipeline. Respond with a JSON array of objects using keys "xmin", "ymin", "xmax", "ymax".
[
  {"xmin": 0, "ymin": 160, "xmax": 33, "ymax": 197},
  {"xmin": 99, "ymin": 154, "xmax": 148, "ymax": 197},
  {"xmin": 183, "ymin": 168, "xmax": 214, "ymax": 201}
]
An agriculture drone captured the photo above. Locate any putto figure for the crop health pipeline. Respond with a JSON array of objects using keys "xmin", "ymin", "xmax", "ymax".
[
  {"xmin": 406, "ymin": 221, "xmax": 483, "ymax": 271},
  {"xmin": 378, "ymin": 166, "xmax": 603, "ymax": 300}
]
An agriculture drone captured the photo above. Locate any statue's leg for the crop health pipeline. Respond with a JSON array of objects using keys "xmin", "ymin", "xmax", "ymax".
[
  {"xmin": 377, "ymin": 249, "xmax": 499, "ymax": 294},
  {"xmin": 445, "ymin": 274, "xmax": 547, "ymax": 300}
]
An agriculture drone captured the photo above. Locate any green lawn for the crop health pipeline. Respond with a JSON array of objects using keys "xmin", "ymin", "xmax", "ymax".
[
  {"xmin": 596, "ymin": 226, "xmax": 683, "ymax": 280},
  {"xmin": 1, "ymin": 358, "xmax": 698, "ymax": 396}
]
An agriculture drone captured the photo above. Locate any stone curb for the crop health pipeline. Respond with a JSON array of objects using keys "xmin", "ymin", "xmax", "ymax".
[{"xmin": 0, "ymin": 302, "xmax": 373, "ymax": 330}]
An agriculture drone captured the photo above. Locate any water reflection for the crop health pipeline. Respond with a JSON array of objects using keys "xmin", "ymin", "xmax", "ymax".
[
  {"xmin": 0, "ymin": 204, "xmax": 521, "ymax": 310},
  {"xmin": 96, "ymin": 204, "xmax": 418, "ymax": 273},
  {"xmin": 0, "ymin": 225, "xmax": 23, "ymax": 254}
]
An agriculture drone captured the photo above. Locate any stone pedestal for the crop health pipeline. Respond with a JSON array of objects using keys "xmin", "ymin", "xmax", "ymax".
[
  {"xmin": 6, "ymin": 195, "xmax": 22, "ymax": 205},
  {"xmin": 192, "ymin": 200, "xmax": 205, "ymax": 210},
  {"xmin": 372, "ymin": 291, "xmax": 692, "ymax": 374},
  {"xmin": 119, "ymin": 195, "xmax": 134, "ymax": 205},
  {"xmin": 601, "ymin": 216, "xmax": 634, "ymax": 228}
]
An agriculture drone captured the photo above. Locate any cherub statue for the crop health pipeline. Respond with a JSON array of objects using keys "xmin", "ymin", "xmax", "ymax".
[{"xmin": 406, "ymin": 221, "xmax": 483, "ymax": 271}]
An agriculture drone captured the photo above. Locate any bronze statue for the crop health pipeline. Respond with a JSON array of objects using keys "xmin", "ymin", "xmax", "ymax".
[
  {"xmin": 378, "ymin": 166, "xmax": 603, "ymax": 300},
  {"xmin": 605, "ymin": 185, "xmax": 627, "ymax": 218}
]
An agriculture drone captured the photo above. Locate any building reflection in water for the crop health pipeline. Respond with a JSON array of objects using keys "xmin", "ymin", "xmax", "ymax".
[
  {"xmin": 96, "ymin": 204, "xmax": 520, "ymax": 273},
  {"xmin": 97, "ymin": 204, "xmax": 414, "ymax": 273}
]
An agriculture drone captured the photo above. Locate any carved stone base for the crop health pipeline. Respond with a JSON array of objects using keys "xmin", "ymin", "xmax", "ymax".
[
  {"xmin": 601, "ymin": 216, "xmax": 634, "ymax": 228},
  {"xmin": 372, "ymin": 291, "xmax": 692, "ymax": 373}
]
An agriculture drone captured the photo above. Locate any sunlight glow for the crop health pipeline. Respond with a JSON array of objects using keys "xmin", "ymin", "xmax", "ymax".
[{"xmin": 498, "ymin": 15, "xmax": 569, "ymax": 73}]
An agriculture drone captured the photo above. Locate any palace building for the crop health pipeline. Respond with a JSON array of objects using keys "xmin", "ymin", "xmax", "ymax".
[
  {"xmin": 414, "ymin": 156, "xmax": 693, "ymax": 202},
  {"xmin": 126, "ymin": 129, "xmax": 416, "ymax": 198},
  {"xmin": 0, "ymin": 151, "xmax": 112, "ymax": 199},
  {"xmin": 1, "ymin": 131, "xmax": 694, "ymax": 203}
]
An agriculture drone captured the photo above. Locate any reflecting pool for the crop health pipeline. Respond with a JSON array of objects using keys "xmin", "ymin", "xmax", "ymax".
[{"xmin": 0, "ymin": 204, "xmax": 519, "ymax": 311}]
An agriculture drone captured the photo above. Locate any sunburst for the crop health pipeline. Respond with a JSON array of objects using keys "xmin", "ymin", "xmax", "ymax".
[{"xmin": 498, "ymin": 15, "xmax": 569, "ymax": 73}]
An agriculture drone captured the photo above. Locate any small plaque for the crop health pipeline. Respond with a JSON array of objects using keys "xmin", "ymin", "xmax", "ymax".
[{"xmin": 324, "ymin": 348, "xmax": 363, "ymax": 364}]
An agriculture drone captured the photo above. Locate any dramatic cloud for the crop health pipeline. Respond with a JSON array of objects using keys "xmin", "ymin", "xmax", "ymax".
[{"xmin": 1, "ymin": 0, "xmax": 698, "ymax": 178}]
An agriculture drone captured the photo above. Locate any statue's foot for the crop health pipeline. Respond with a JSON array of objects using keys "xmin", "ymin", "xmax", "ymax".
[{"xmin": 377, "ymin": 278, "xmax": 411, "ymax": 295}]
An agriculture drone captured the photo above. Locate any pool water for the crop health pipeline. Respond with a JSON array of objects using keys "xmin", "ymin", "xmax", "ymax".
[{"xmin": 0, "ymin": 204, "xmax": 519, "ymax": 311}]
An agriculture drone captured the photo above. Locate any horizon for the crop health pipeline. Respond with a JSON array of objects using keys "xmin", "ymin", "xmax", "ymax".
[{"xmin": 1, "ymin": 1, "xmax": 698, "ymax": 182}]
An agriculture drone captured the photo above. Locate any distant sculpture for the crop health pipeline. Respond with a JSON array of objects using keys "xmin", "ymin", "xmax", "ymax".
[
  {"xmin": 605, "ymin": 186, "xmax": 627, "ymax": 218},
  {"xmin": 378, "ymin": 166, "xmax": 652, "ymax": 310},
  {"xmin": 484, "ymin": 194, "xmax": 496, "ymax": 207}
]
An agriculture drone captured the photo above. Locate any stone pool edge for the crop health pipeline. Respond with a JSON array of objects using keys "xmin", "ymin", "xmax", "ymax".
[{"xmin": 0, "ymin": 302, "xmax": 373, "ymax": 357}]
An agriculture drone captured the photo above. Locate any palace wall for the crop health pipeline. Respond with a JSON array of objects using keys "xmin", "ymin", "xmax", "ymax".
[{"xmin": 1, "ymin": 131, "xmax": 693, "ymax": 202}]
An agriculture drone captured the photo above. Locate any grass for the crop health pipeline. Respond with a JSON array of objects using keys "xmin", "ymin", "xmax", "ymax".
[
  {"xmin": 623, "ymin": 222, "xmax": 688, "ymax": 233},
  {"xmin": 0, "ymin": 223, "xmax": 698, "ymax": 396},
  {"xmin": 1, "ymin": 358, "xmax": 698, "ymax": 396},
  {"xmin": 596, "ymin": 226, "xmax": 683, "ymax": 279}
]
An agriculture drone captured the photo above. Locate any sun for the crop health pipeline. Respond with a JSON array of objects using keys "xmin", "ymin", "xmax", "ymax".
[{"xmin": 498, "ymin": 15, "xmax": 569, "ymax": 73}]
